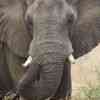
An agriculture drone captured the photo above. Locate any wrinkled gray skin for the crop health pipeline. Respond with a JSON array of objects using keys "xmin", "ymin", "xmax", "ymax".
[
  {"xmin": 16, "ymin": 0, "xmax": 76, "ymax": 100},
  {"xmin": 0, "ymin": 0, "xmax": 75, "ymax": 99},
  {"xmin": 1, "ymin": 0, "xmax": 100, "ymax": 99},
  {"xmin": 70, "ymin": 0, "xmax": 100, "ymax": 58},
  {"xmin": 0, "ymin": 0, "xmax": 32, "ymax": 96},
  {"xmin": 17, "ymin": 0, "xmax": 100, "ymax": 99}
]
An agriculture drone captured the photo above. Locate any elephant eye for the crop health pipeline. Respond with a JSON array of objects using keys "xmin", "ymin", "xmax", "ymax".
[
  {"xmin": 26, "ymin": 0, "xmax": 35, "ymax": 6},
  {"xmin": 66, "ymin": 0, "xmax": 72, "ymax": 4},
  {"xmin": 67, "ymin": 14, "xmax": 75, "ymax": 26},
  {"xmin": 72, "ymin": 0, "xmax": 79, "ymax": 5},
  {"xmin": 66, "ymin": 0, "xmax": 79, "ymax": 5},
  {"xmin": 26, "ymin": 15, "xmax": 33, "ymax": 34}
]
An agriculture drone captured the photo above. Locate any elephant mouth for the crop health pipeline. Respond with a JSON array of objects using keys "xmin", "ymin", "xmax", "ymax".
[{"xmin": 22, "ymin": 54, "xmax": 75, "ymax": 68}]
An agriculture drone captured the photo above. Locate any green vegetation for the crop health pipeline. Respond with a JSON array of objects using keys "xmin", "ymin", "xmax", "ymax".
[{"xmin": 73, "ymin": 67, "xmax": 100, "ymax": 100}]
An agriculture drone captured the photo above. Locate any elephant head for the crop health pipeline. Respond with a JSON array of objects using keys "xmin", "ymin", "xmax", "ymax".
[
  {"xmin": 23, "ymin": 0, "xmax": 77, "ymax": 66},
  {"xmin": 15, "ymin": 0, "xmax": 78, "ymax": 99},
  {"xmin": 70, "ymin": 0, "xmax": 100, "ymax": 58},
  {"xmin": 0, "ymin": 0, "xmax": 77, "ymax": 98},
  {"xmin": 0, "ymin": 0, "xmax": 76, "ymax": 64}
]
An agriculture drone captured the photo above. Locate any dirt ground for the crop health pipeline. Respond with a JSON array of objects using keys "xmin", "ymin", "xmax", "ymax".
[{"xmin": 71, "ymin": 44, "xmax": 100, "ymax": 96}]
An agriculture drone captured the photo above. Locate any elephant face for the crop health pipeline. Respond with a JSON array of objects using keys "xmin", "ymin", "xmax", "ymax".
[
  {"xmin": 16, "ymin": 1, "xmax": 77, "ymax": 98},
  {"xmin": 24, "ymin": 0, "xmax": 77, "ymax": 65},
  {"xmin": 0, "ymin": 0, "xmax": 77, "ymax": 63}
]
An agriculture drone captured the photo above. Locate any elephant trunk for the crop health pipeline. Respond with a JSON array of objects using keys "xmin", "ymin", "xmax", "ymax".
[{"xmin": 19, "ymin": 39, "xmax": 74, "ymax": 98}]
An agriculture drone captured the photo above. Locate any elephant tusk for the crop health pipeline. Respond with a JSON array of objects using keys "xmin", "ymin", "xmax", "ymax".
[
  {"xmin": 22, "ymin": 56, "xmax": 32, "ymax": 68},
  {"xmin": 68, "ymin": 54, "xmax": 75, "ymax": 64}
]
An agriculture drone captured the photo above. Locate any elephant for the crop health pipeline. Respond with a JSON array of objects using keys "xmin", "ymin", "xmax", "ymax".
[
  {"xmin": 16, "ymin": 0, "xmax": 100, "ymax": 99},
  {"xmin": 0, "ymin": 0, "xmax": 76, "ymax": 99},
  {"xmin": 2, "ymin": 0, "xmax": 100, "ymax": 99},
  {"xmin": 14, "ymin": 0, "xmax": 77, "ymax": 100}
]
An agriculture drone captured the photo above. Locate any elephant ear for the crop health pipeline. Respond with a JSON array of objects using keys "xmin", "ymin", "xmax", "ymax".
[
  {"xmin": 70, "ymin": 1, "xmax": 100, "ymax": 58},
  {"xmin": 0, "ymin": 1, "xmax": 32, "ymax": 57}
]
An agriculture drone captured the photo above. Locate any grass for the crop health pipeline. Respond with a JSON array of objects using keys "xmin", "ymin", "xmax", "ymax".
[{"xmin": 73, "ymin": 67, "xmax": 100, "ymax": 100}]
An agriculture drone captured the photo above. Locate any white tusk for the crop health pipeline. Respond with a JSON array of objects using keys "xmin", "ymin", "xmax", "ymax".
[
  {"xmin": 68, "ymin": 54, "xmax": 75, "ymax": 64},
  {"xmin": 22, "ymin": 56, "xmax": 32, "ymax": 68}
]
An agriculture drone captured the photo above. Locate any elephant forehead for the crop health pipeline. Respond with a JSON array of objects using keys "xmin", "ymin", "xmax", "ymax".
[{"xmin": 32, "ymin": 0, "xmax": 68, "ymax": 22}]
